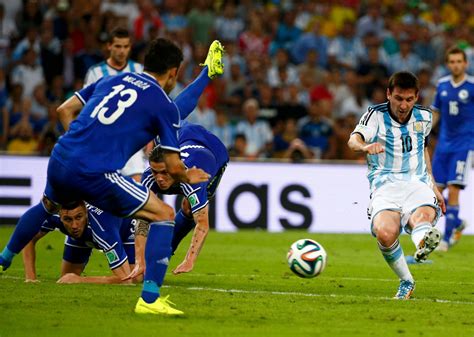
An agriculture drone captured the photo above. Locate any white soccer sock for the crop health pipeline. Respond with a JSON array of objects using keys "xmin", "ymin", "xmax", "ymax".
[
  {"xmin": 378, "ymin": 240, "xmax": 414, "ymax": 282},
  {"xmin": 411, "ymin": 222, "xmax": 432, "ymax": 248}
]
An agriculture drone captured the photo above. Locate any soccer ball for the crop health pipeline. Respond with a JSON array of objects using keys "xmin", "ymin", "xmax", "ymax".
[{"xmin": 287, "ymin": 239, "xmax": 327, "ymax": 278}]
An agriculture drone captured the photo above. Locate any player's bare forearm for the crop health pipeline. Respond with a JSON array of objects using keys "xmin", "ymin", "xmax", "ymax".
[
  {"xmin": 163, "ymin": 151, "xmax": 210, "ymax": 184},
  {"xmin": 348, "ymin": 133, "xmax": 367, "ymax": 152},
  {"xmin": 348, "ymin": 133, "xmax": 384, "ymax": 154},
  {"xmin": 22, "ymin": 241, "xmax": 37, "ymax": 281},
  {"xmin": 134, "ymin": 219, "xmax": 148, "ymax": 261},
  {"xmin": 57, "ymin": 274, "xmax": 127, "ymax": 284},
  {"xmin": 22, "ymin": 232, "xmax": 46, "ymax": 282},
  {"xmin": 173, "ymin": 206, "xmax": 209, "ymax": 275},
  {"xmin": 57, "ymin": 95, "xmax": 83, "ymax": 131},
  {"xmin": 58, "ymin": 261, "xmax": 134, "ymax": 284}
]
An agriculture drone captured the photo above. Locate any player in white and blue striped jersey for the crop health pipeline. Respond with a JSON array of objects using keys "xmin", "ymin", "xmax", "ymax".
[
  {"xmin": 431, "ymin": 46, "xmax": 474, "ymax": 251},
  {"xmin": 348, "ymin": 71, "xmax": 446, "ymax": 300},
  {"xmin": 84, "ymin": 27, "xmax": 143, "ymax": 87},
  {"xmin": 22, "ymin": 201, "xmax": 137, "ymax": 284}
]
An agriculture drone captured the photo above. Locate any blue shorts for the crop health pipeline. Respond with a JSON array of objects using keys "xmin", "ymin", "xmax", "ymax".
[
  {"xmin": 432, "ymin": 149, "xmax": 472, "ymax": 189},
  {"xmin": 45, "ymin": 155, "xmax": 149, "ymax": 217}
]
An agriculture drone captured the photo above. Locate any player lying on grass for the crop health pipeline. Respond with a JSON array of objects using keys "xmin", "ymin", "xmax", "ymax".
[
  {"xmin": 128, "ymin": 121, "xmax": 229, "ymax": 279},
  {"xmin": 22, "ymin": 201, "xmax": 140, "ymax": 284},
  {"xmin": 348, "ymin": 71, "xmax": 446, "ymax": 300}
]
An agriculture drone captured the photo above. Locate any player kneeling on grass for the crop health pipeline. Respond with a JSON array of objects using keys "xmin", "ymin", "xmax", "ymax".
[
  {"xmin": 22, "ymin": 201, "xmax": 140, "ymax": 284},
  {"xmin": 348, "ymin": 71, "xmax": 446, "ymax": 300},
  {"xmin": 129, "ymin": 121, "xmax": 229, "ymax": 278}
]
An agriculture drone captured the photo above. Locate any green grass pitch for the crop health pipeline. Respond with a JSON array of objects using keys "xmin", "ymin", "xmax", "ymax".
[{"xmin": 0, "ymin": 226, "xmax": 473, "ymax": 337}]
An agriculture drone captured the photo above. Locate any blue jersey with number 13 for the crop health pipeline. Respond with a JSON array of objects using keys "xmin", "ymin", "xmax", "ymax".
[{"xmin": 53, "ymin": 72, "xmax": 181, "ymax": 174}]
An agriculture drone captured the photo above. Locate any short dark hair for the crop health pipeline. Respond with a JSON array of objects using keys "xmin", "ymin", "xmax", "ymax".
[
  {"xmin": 144, "ymin": 38, "xmax": 183, "ymax": 75},
  {"xmin": 388, "ymin": 71, "xmax": 419, "ymax": 94},
  {"xmin": 149, "ymin": 145, "xmax": 165, "ymax": 163},
  {"xmin": 445, "ymin": 46, "xmax": 467, "ymax": 62},
  {"xmin": 62, "ymin": 200, "xmax": 85, "ymax": 210},
  {"xmin": 108, "ymin": 27, "xmax": 130, "ymax": 43}
]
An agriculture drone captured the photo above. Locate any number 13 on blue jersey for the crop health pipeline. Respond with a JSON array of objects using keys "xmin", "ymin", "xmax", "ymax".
[{"xmin": 90, "ymin": 84, "xmax": 138, "ymax": 125}]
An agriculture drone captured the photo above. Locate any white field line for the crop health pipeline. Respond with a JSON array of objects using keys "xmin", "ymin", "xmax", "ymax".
[
  {"xmin": 164, "ymin": 284, "xmax": 474, "ymax": 306},
  {"xmin": 4, "ymin": 269, "xmax": 474, "ymax": 285},
  {"xmin": 182, "ymin": 273, "xmax": 474, "ymax": 285},
  {"xmin": 2, "ymin": 274, "xmax": 472, "ymax": 305}
]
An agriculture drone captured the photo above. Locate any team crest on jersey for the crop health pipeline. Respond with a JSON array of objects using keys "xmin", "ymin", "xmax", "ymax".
[
  {"xmin": 188, "ymin": 193, "xmax": 200, "ymax": 207},
  {"xmin": 458, "ymin": 89, "xmax": 469, "ymax": 102},
  {"xmin": 105, "ymin": 249, "xmax": 119, "ymax": 264},
  {"xmin": 441, "ymin": 90, "xmax": 448, "ymax": 96},
  {"xmin": 413, "ymin": 122, "xmax": 423, "ymax": 133}
]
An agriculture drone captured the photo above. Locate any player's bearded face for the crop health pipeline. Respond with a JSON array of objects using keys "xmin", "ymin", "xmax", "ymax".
[
  {"xmin": 387, "ymin": 87, "xmax": 418, "ymax": 123},
  {"xmin": 109, "ymin": 38, "xmax": 131, "ymax": 65},
  {"xmin": 447, "ymin": 54, "xmax": 467, "ymax": 77},
  {"xmin": 150, "ymin": 161, "xmax": 175, "ymax": 190},
  {"xmin": 60, "ymin": 205, "xmax": 87, "ymax": 239}
]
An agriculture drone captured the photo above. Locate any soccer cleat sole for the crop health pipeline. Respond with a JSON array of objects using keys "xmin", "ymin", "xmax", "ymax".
[{"xmin": 414, "ymin": 228, "xmax": 441, "ymax": 262}]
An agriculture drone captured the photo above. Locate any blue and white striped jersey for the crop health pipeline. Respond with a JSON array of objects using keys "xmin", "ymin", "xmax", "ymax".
[
  {"xmin": 40, "ymin": 204, "xmax": 133, "ymax": 269},
  {"xmin": 84, "ymin": 60, "xmax": 143, "ymax": 87},
  {"xmin": 352, "ymin": 102, "xmax": 433, "ymax": 192},
  {"xmin": 431, "ymin": 75, "xmax": 474, "ymax": 152}
]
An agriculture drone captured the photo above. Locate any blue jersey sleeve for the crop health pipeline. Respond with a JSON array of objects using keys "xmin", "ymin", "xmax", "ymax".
[
  {"xmin": 88, "ymin": 210, "xmax": 128, "ymax": 270},
  {"xmin": 153, "ymin": 100, "xmax": 181, "ymax": 152},
  {"xmin": 178, "ymin": 146, "xmax": 218, "ymax": 213},
  {"xmin": 75, "ymin": 77, "xmax": 104, "ymax": 104},
  {"xmin": 431, "ymin": 84, "xmax": 441, "ymax": 111}
]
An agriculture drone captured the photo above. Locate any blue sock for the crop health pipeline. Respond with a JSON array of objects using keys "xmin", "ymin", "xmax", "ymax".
[
  {"xmin": 0, "ymin": 247, "xmax": 15, "ymax": 269},
  {"xmin": 174, "ymin": 67, "xmax": 210, "ymax": 119},
  {"xmin": 171, "ymin": 210, "xmax": 196, "ymax": 254},
  {"xmin": 5, "ymin": 202, "xmax": 51, "ymax": 255},
  {"xmin": 141, "ymin": 221, "xmax": 174, "ymax": 304},
  {"xmin": 445, "ymin": 205, "xmax": 460, "ymax": 242}
]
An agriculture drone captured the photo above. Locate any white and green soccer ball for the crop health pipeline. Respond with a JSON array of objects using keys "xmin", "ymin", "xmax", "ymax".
[{"xmin": 287, "ymin": 239, "xmax": 327, "ymax": 278}]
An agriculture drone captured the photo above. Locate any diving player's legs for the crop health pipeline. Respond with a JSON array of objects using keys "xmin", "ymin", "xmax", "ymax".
[{"xmin": 174, "ymin": 40, "xmax": 224, "ymax": 119}]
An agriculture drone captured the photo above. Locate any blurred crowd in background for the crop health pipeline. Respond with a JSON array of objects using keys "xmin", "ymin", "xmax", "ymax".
[{"xmin": 1, "ymin": 0, "xmax": 473, "ymax": 161}]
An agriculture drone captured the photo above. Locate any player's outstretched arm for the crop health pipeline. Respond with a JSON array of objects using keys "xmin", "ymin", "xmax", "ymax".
[
  {"xmin": 57, "ymin": 262, "xmax": 135, "ymax": 284},
  {"xmin": 173, "ymin": 205, "xmax": 209, "ymax": 275},
  {"xmin": 22, "ymin": 232, "xmax": 47, "ymax": 282},
  {"xmin": 348, "ymin": 133, "xmax": 385, "ymax": 154},
  {"xmin": 57, "ymin": 95, "xmax": 84, "ymax": 131}
]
